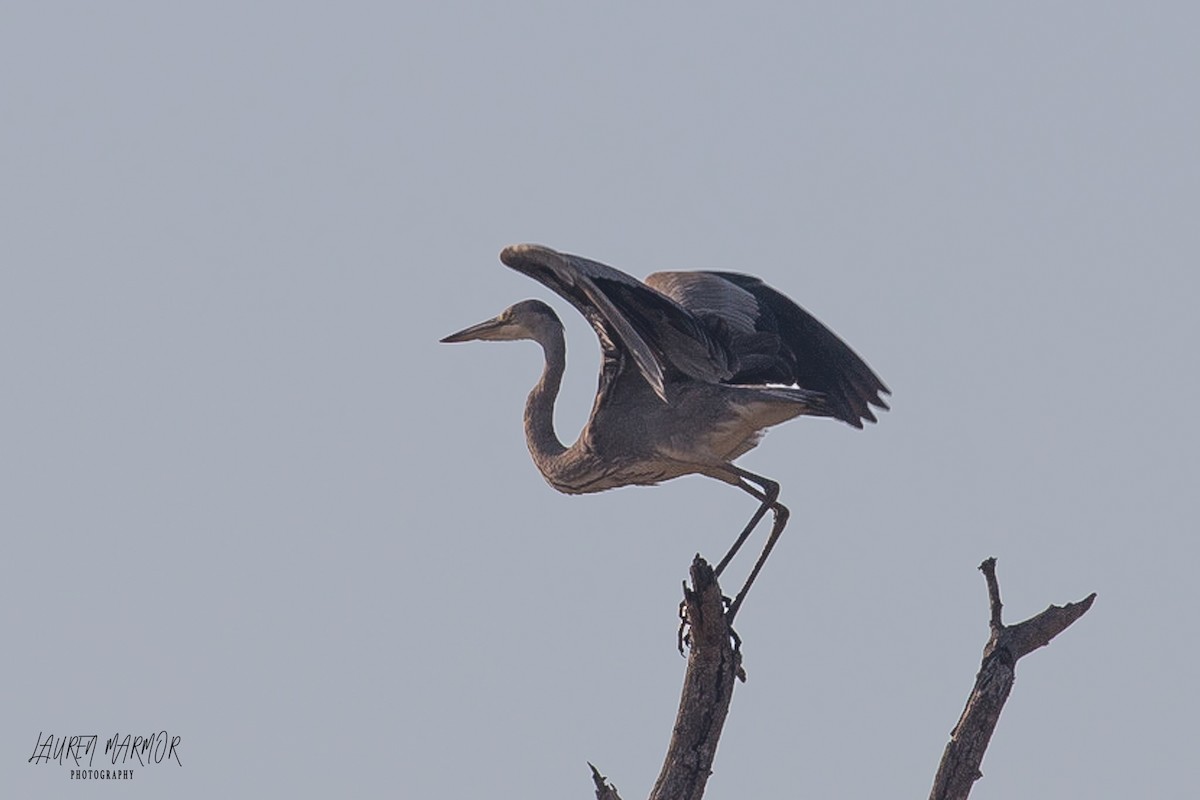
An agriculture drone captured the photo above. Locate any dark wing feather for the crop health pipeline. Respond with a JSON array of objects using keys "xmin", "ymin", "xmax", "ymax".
[
  {"xmin": 646, "ymin": 270, "xmax": 890, "ymax": 427},
  {"xmin": 499, "ymin": 245, "xmax": 734, "ymax": 400}
]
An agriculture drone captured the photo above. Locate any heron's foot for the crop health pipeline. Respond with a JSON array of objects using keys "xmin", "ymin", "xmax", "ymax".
[
  {"xmin": 728, "ymin": 623, "xmax": 742, "ymax": 654},
  {"xmin": 677, "ymin": 598, "xmax": 690, "ymax": 656},
  {"xmin": 722, "ymin": 596, "xmax": 745, "ymax": 667},
  {"xmin": 678, "ymin": 595, "xmax": 743, "ymax": 658},
  {"xmin": 724, "ymin": 588, "xmax": 749, "ymax": 627}
]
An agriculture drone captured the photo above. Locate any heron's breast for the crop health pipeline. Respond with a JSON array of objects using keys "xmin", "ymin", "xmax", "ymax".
[{"xmin": 537, "ymin": 442, "xmax": 686, "ymax": 495}]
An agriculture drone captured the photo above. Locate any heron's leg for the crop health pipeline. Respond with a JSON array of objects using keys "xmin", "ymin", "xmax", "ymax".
[
  {"xmin": 678, "ymin": 466, "xmax": 784, "ymax": 653},
  {"xmin": 712, "ymin": 469, "xmax": 780, "ymax": 578},
  {"xmin": 677, "ymin": 468, "xmax": 771, "ymax": 655},
  {"xmin": 725, "ymin": 500, "xmax": 789, "ymax": 624},
  {"xmin": 711, "ymin": 465, "xmax": 789, "ymax": 624}
]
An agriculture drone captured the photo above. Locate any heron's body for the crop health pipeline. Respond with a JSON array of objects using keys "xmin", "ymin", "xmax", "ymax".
[
  {"xmin": 443, "ymin": 244, "xmax": 888, "ymax": 619},
  {"xmin": 527, "ymin": 341, "xmax": 821, "ymax": 495}
]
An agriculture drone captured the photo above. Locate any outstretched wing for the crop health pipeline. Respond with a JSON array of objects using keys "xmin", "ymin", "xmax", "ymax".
[
  {"xmin": 499, "ymin": 244, "xmax": 734, "ymax": 401},
  {"xmin": 645, "ymin": 270, "xmax": 890, "ymax": 427}
]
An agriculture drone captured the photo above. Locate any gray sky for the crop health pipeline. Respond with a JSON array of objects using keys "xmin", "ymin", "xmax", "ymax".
[{"xmin": 4, "ymin": 3, "xmax": 1197, "ymax": 797}]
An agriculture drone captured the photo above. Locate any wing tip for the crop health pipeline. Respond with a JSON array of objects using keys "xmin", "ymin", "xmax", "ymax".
[
  {"xmin": 500, "ymin": 243, "xmax": 553, "ymax": 266},
  {"xmin": 838, "ymin": 388, "xmax": 891, "ymax": 429}
]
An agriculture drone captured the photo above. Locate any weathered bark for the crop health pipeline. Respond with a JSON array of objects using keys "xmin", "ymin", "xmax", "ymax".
[
  {"xmin": 589, "ymin": 555, "xmax": 1093, "ymax": 800},
  {"xmin": 589, "ymin": 762, "xmax": 623, "ymax": 800},
  {"xmin": 929, "ymin": 557, "xmax": 1096, "ymax": 800},
  {"xmin": 589, "ymin": 555, "xmax": 740, "ymax": 800},
  {"xmin": 649, "ymin": 556, "xmax": 741, "ymax": 800}
]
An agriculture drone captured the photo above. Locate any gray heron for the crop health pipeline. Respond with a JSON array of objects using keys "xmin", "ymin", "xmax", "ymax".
[{"xmin": 441, "ymin": 244, "xmax": 889, "ymax": 622}]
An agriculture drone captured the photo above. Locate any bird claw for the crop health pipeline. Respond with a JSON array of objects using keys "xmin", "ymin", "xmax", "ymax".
[
  {"xmin": 677, "ymin": 596, "xmax": 743, "ymax": 658},
  {"xmin": 677, "ymin": 598, "xmax": 691, "ymax": 656}
]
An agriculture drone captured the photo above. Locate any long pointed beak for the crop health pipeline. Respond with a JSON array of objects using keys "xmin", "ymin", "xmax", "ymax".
[{"xmin": 440, "ymin": 316, "xmax": 505, "ymax": 343}]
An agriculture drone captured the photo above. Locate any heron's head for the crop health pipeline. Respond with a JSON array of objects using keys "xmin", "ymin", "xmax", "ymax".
[{"xmin": 440, "ymin": 299, "xmax": 562, "ymax": 344}]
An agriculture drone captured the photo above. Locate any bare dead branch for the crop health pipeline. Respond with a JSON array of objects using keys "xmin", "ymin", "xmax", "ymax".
[
  {"xmin": 589, "ymin": 556, "xmax": 740, "ymax": 800},
  {"xmin": 649, "ymin": 556, "xmax": 741, "ymax": 800},
  {"xmin": 589, "ymin": 762, "xmax": 623, "ymax": 800},
  {"xmin": 981, "ymin": 556, "xmax": 1004, "ymax": 630},
  {"xmin": 929, "ymin": 558, "xmax": 1096, "ymax": 800}
]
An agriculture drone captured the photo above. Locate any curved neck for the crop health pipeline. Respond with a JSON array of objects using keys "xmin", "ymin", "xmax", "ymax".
[{"xmin": 524, "ymin": 326, "xmax": 569, "ymax": 469}]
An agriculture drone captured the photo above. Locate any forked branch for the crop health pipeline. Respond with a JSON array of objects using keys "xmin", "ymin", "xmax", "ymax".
[
  {"xmin": 590, "ymin": 556, "xmax": 1093, "ymax": 800},
  {"xmin": 929, "ymin": 557, "xmax": 1096, "ymax": 800}
]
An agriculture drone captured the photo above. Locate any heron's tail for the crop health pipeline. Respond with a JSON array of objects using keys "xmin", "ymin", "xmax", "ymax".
[
  {"xmin": 763, "ymin": 385, "xmax": 830, "ymax": 406},
  {"xmin": 742, "ymin": 385, "xmax": 836, "ymax": 422}
]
